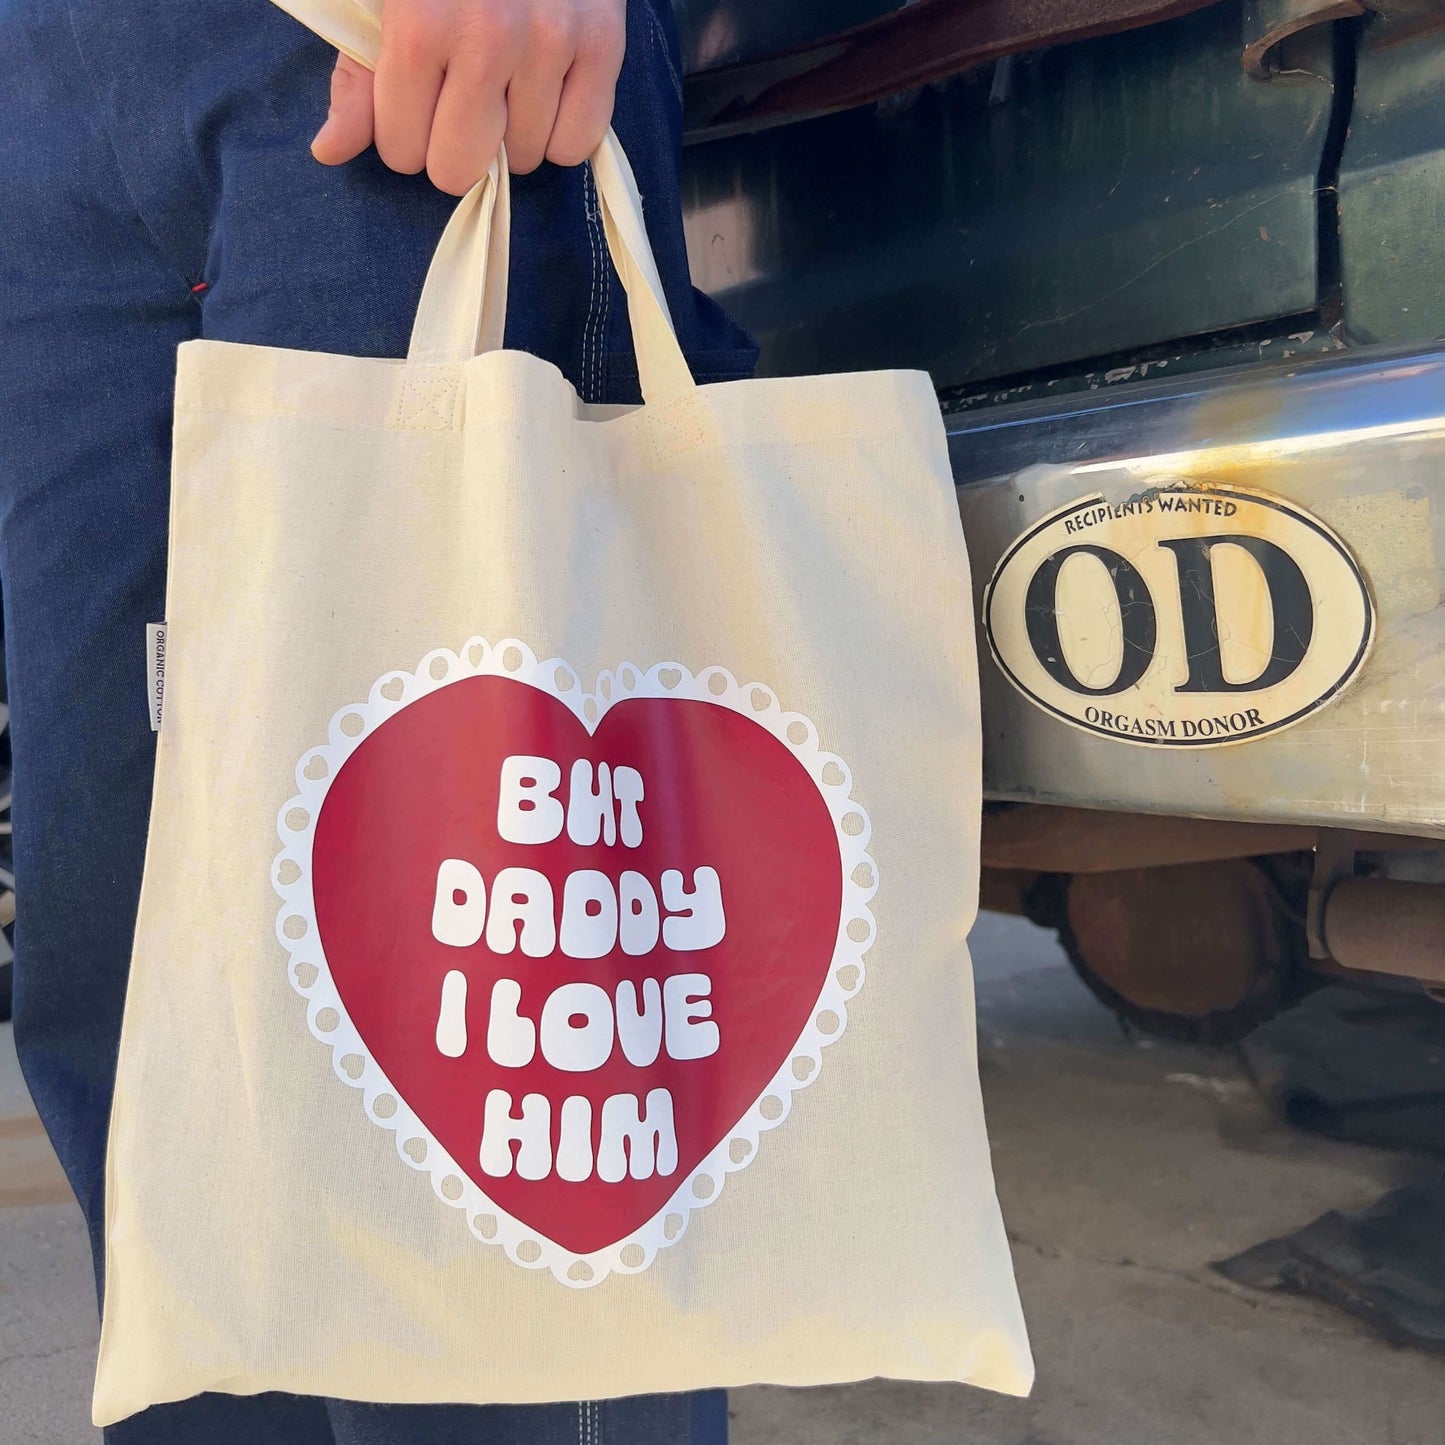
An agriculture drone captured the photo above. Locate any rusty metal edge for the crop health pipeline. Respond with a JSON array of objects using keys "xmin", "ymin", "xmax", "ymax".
[
  {"xmin": 980, "ymin": 804, "xmax": 1434, "ymax": 875},
  {"xmin": 682, "ymin": 0, "xmax": 1229, "ymax": 142},
  {"xmin": 1242, "ymin": 0, "xmax": 1366, "ymax": 76}
]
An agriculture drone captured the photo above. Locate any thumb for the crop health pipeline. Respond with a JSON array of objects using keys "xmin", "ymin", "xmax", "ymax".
[{"xmin": 312, "ymin": 53, "xmax": 376, "ymax": 165}]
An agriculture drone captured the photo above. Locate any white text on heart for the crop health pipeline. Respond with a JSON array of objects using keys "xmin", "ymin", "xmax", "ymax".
[
  {"xmin": 431, "ymin": 859, "xmax": 726, "ymax": 960},
  {"xmin": 498, "ymin": 754, "xmax": 645, "ymax": 847},
  {"xmin": 480, "ymin": 1087, "xmax": 678, "ymax": 1183},
  {"xmin": 434, "ymin": 972, "xmax": 719, "ymax": 1070}
]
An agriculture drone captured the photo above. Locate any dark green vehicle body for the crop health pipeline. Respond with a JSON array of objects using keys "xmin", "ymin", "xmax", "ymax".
[{"xmin": 675, "ymin": 0, "xmax": 1445, "ymax": 401}]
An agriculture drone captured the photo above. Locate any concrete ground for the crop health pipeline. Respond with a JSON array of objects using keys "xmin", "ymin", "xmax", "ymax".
[{"xmin": 3, "ymin": 914, "xmax": 1441, "ymax": 1444}]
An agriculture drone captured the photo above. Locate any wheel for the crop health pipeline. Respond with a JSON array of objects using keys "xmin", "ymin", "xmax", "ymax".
[{"xmin": 1033, "ymin": 855, "xmax": 1310, "ymax": 1045}]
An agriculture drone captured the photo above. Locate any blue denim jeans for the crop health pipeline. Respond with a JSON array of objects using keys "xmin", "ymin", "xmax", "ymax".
[{"xmin": 0, "ymin": 0, "xmax": 752, "ymax": 1438}]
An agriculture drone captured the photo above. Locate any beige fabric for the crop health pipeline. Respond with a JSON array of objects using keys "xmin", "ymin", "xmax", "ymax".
[
  {"xmin": 270, "ymin": 0, "xmax": 381, "ymax": 69},
  {"xmin": 94, "ymin": 125, "xmax": 1031, "ymax": 1424}
]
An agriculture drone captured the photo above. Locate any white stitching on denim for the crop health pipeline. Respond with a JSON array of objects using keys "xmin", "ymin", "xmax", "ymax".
[
  {"xmin": 587, "ymin": 174, "xmax": 599, "ymax": 404},
  {"xmin": 596, "ymin": 188, "xmax": 613, "ymax": 404},
  {"xmin": 590, "ymin": 172, "xmax": 606, "ymax": 403},
  {"xmin": 581, "ymin": 170, "xmax": 602, "ymax": 404},
  {"xmin": 641, "ymin": 1, "xmax": 684, "ymax": 100}
]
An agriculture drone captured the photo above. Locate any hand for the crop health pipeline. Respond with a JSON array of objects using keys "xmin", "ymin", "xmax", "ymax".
[{"xmin": 311, "ymin": 0, "xmax": 627, "ymax": 194}]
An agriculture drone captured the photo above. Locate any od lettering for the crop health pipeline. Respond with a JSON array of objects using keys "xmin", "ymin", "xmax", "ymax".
[{"xmin": 1024, "ymin": 533, "xmax": 1314, "ymax": 696}]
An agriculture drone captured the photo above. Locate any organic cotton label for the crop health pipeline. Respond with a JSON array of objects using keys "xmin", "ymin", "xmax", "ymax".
[{"xmin": 146, "ymin": 624, "xmax": 167, "ymax": 732}]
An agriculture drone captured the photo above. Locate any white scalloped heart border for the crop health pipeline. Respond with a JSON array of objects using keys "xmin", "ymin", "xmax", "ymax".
[{"xmin": 271, "ymin": 638, "xmax": 878, "ymax": 1287}]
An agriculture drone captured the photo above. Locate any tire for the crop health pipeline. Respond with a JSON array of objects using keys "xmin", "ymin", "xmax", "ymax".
[{"xmin": 1028, "ymin": 854, "xmax": 1312, "ymax": 1045}]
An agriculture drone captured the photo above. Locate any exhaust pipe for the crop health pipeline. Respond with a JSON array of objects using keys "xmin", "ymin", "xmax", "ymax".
[{"xmin": 1323, "ymin": 878, "xmax": 1445, "ymax": 986}]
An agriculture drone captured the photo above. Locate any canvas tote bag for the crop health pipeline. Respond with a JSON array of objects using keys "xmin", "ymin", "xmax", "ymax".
[{"xmin": 93, "ymin": 123, "xmax": 1032, "ymax": 1424}]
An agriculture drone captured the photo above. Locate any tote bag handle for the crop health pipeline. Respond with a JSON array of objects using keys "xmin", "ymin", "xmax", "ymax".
[
  {"xmin": 270, "ymin": 1, "xmax": 697, "ymax": 402},
  {"xmin": 407, "ymin": 130, "xmax": 697, "ymax": 407},
  {"xmin": 406, "ymin": 154, "xmax": 511, "ymax": 365},
  {"xmin": 274, "ymin": 0, "xmax": 699, "ymax": 401}
]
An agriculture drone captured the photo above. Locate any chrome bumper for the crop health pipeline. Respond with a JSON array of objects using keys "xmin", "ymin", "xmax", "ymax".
[{"xmin": 951, "ymin": 347, "xmax": 1445, "ymax": 840}]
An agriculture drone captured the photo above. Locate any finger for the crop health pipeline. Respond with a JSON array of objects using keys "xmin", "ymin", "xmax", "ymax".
[
  {"xmin": 426, "ymin": 60, "xmax": 509, "ymax": 195},
  {"xmin": 503, "ymin": 62, "xmax": 567, "ymax": 175},
  {"xmin": 502, "ymin": 6, "xmax": 576, "ymax": 175},
  {"xmin": 311, "ymin": 54, "xmax": 376, "ymax": 165},
  {"xmin": 545, "ymin": 17, "xmax": 624, "ymax": 167},
  {"xmin": 373, "ymin": 10, "xmax": 447, "ymax": 175}
]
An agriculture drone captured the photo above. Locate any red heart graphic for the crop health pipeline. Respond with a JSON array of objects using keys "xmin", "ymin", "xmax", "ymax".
[{"xmin": 309, "ymin": 673, "xmax": 842, "ymax": 1257}]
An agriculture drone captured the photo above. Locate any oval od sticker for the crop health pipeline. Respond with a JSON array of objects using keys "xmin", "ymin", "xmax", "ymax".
[{"xmin": 983, "ymin": 482, "xmax": 1375, "ymax": 747}]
